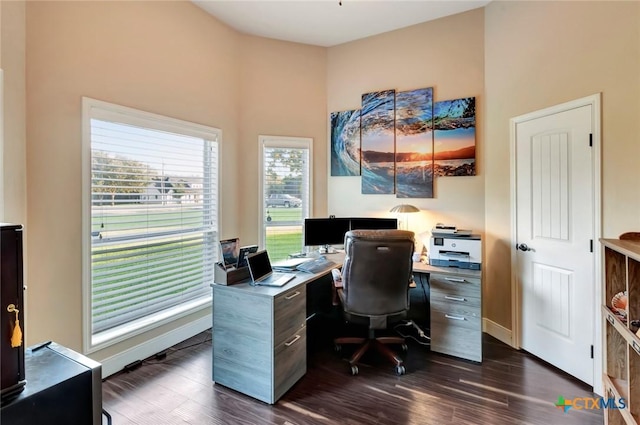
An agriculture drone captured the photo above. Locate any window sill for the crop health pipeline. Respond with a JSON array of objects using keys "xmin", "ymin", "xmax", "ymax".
[{"xmin": 87, "ymin": 295, "xmax": 212, "ymax": 354}]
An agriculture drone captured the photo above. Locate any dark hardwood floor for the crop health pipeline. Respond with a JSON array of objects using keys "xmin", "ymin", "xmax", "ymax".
[{"xmin": 102, "ymin": 327, "xmax": 602, "ymax": 425}]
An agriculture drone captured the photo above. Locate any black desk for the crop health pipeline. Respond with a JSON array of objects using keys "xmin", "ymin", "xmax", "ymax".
[{"xmin": 0, "ymin": 342, "xmax": 102, "ymax": 425}]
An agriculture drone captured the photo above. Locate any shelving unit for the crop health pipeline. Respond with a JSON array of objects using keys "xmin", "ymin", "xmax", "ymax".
[{"xmin": 601, "ymin": 239, "xmax": 640, "ymax": 425}]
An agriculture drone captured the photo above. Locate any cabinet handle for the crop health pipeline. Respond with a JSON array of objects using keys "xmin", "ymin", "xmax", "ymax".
[
  {"xmin": 445, "ymin": 314, "xmax": 466, "ymax": 321},
  {"xmin": 285, "ymin": 291, "xmax": 301, "ymax": 300},
  {"xmin": 285, "ymin": 334, "xmax": 301, "ymax": 347},
  {"xmin": 444, "ymin": 295, "xmax": 466, "ymax": 302},
  {"xmin": 633, "ymin": 341, "xmax": 640, "ymax": 355},
  {"xmin": 444, "ymin": 277, "xmax": 466, "ymax": 283}
]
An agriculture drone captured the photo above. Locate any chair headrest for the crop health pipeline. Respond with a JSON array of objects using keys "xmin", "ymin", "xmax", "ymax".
[{"xmin": 346, "ymin": 229, "xmax": 414, "ymax": 242}]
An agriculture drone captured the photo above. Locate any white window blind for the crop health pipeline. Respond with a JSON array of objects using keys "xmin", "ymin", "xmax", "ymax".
[
  {"xmin": 260, "ymin": 136, "xmax": 312, "ymax": 262},
  {"xmin": 84, "ymin": 99, "xmax": 219, "ymax": 348}
]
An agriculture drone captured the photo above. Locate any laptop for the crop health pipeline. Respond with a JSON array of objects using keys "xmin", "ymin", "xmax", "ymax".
[{"xmin": 246, "ymin": 250, "xmax": 296, "ymax": 287}]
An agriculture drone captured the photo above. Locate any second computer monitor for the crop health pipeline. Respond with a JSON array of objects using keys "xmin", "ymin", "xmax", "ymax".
[
  {"xmin": 303, "ymin": 217, "xmax": 399, "ymax": 248},
  {"xmin": 304, "ymin": 218, "xmax": 351, "ymax": 247},
  {"xmin": 349, "ymin": 217, "xmax": 398, "ymax": 231}
]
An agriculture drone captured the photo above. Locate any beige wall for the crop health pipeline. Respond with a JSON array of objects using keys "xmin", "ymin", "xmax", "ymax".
[
  {"xmin": 25, "ymin": 0, "xmax": 241, "ymax": 356},
  {"xmin": 1, "ymin": 0, "xmax": 27, "ymax": 224},
  {"xmin": 484, "ymin": 1, "xmax": 640, "ymax": 331},
  {"xmin": 9, "ymin": 0, "xmax": 640, "ymax": 362},
  {"xmin": 236, "ymin": 35, "xmax": 327, "ymax": 245},
  {"xmin": 23, "ymin": 0, "xmax": 326, "ymax": 361},
  {"xmin": 327, "ymin": 9, "xmax": 485, "ymax": 289}
]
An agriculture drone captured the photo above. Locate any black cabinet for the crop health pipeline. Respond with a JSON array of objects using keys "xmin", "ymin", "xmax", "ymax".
[
  {"xmin": 1, "ymin": 342, "xmax": 103, "ymax": 425},
  {"xmin": 0, "ymin": 223, "xmax": 26, "ymax": 401}
]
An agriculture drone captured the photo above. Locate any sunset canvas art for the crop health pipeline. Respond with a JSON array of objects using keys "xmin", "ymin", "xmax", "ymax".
[
  {"xmin": 433, "ymin": 97, "xmax": 476, "ymax": 177},
  {"xmin": 395, "ymin": 87, "xmax": 434, "ymax": 198}
]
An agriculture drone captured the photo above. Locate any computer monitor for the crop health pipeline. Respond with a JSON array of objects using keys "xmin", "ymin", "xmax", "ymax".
[
  {"xmin": 349, "ymin": 217, "xmax": 398, "ymax": 231},
  {"xmin": 304, "ymin": 218, "xmax": 351, "ymax": 247}
]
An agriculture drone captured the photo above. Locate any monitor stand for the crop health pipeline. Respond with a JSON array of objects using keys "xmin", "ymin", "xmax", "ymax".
[{"xmin": 318, "ymin": 245, "xmax": 337, "ymax": 254}]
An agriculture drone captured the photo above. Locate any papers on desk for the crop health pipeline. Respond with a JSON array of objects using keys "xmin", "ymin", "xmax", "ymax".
[{"xmin": 271, "ymin": 257, "xmax": 312, "ymax": 271}]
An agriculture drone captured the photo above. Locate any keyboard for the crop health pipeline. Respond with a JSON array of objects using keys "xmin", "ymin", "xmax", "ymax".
[
  {"xmin": 297, "ymin": 257, "xmax": 337, "ymax": 274},
  {"xmin": 257, "ymin": 272, "xmax": 296, "ymax": 287}
]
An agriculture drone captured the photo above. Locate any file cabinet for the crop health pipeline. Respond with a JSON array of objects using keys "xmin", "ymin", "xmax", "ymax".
[
  {"xmin": 212, "ymin": 282, "xmax": 306, "ymax": 404},
  {"xmin": 427, "ymin": 268, "xmax": 482, "ymax": 362}
]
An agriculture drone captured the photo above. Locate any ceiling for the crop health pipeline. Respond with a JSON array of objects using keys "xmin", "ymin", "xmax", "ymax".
[{"xmin": 192, "ymin": 0, "xmax": 491, "ymax": 47}]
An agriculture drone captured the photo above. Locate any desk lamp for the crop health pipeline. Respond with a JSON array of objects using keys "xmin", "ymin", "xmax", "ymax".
[{"xmin": 389, "ymin": 204, "xmax": 420, "ymax": 231}]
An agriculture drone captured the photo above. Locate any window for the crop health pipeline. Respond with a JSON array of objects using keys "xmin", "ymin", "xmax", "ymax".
[
  {"xmin": 259, "ymin": 136, "xmax": 312, "ymax": 262},
  {"xmin": 82, "ymin": 98, "xmax": 220, "ymax": 352}
]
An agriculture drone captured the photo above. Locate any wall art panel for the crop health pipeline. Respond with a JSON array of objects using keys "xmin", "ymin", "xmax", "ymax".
[
  {"xmin": 433, "ymin": 97, "xmax": 476, "ymax": 177},
  {"xmin": 395, "ymin": 87, "xmax": 434, "ymax": 198},
  {"xmin": 361, "ymin": 90, "xmax": 396, "ymax": 194},
  {"xmin": 330, "ymin": 109, "xmax": 361, "ymax": 176}
]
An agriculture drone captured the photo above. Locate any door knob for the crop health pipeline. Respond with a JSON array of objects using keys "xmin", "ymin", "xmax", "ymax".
[{"xmin": 517, "ymin": 243, "xmax": 532, "ymax": 252}]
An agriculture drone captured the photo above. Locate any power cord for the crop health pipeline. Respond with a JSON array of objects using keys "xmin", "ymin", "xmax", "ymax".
[
  {"xmin": 130, "ymin": 331, "xmax": 212, "ymax": 369},
  {"xmin": 394, "ymin": 320, "xmax": 430, "ymax": 346}
]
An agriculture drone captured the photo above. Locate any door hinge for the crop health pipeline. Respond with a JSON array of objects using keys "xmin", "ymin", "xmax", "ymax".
[
  {"xmin": 590, "ymin": 345, "xmax": 594, "ymax": 359},
  {"xmin": 590, "ymin": 239, "xmax": 593, "ymax": 253},
  {"xmin": 589, "ymin": 133, "xmax": 593, "ymax": 147}
]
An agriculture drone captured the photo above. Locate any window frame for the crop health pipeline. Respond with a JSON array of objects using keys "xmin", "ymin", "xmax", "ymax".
[
  {"xmin": 258, "ymin": 135, "xmax": 313, "ymax": 255},
  {"xmin": 81, "ymin": 97, "xmax": 220, "ymax": 354}
]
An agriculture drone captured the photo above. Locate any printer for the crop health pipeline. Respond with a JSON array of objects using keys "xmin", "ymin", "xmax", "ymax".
[{"xmin": 429, "ymin": 234, "xmax": 482, "ymax": 270}]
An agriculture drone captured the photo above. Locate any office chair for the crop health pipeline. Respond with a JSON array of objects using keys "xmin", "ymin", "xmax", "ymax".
[{"xmin": 333, "ymin": 229, "xmax": 415, "ymax": 376}]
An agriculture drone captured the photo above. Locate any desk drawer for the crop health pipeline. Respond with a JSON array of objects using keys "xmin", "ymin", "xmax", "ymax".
[
  {"xmin": 430, "ymin": 304, "xmax": 481, "ymax": 331},
  {"xmin": 274, "ymin": 286, "xmax": 306, "ymax": 347},
  {"xmin": 430, "ymin": 290, "xmax": 481, "ymax": 310},
  {"xmin": 274, "ymin": 327, "xmax": 306, "ymax": 402},
  {"xmin": 430, "ymin": 273, "xmax": 480, "ymax": 299},
  {"xmin": 431, "ymin": 322, "xmax": 482, "ymax": 362},
  {"xmin": 430, "ymin": 299, "xmax": 481, "ymax": 324}
]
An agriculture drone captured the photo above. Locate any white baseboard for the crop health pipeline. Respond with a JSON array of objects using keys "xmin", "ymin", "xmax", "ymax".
[
  {"xmin": 99, "ymin": 315, "xmax": 212, "ymax": 378},
  {"xmin": 483, "ymin": 318, "xmax": 513, "ymax": 347}
]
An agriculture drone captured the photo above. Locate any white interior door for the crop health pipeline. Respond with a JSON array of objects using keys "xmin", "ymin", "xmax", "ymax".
[{"xmin": 515, "ymin": 103, "xmax": 595, "ymax": 385}]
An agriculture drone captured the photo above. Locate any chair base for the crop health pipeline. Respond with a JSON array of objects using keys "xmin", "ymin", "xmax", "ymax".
[{"xmin": 334, "ymin": 334, "xmax": 406, "ymax": 375}]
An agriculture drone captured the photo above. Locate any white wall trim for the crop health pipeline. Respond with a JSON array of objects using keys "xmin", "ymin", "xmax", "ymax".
[
  {"xmin": 97, "ymin": 314, "xmax": 211, "ymax": 378},
  {"xmin": 483, "ymin": 318, "xmax": 512, "ymax": 347},
  {"xmin": 509, "ymin": 93, "xmax": 602, "ymax": 395}
]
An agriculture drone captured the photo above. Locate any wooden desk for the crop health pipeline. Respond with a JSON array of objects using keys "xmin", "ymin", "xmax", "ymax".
[
  {"xmin": 211, "ymin": 264, "xmax": 335, "ymax": 404},
  {"xmin": 211, "ymin": 254, "xmax": 482, "ymax": 404}
]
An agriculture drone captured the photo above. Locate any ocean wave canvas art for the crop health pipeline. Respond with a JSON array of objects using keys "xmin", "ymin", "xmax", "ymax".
[
  {"xmin": 330, "ymin": 109, "xmax": 361, "ymax": 176},
  {"xmin": 433, "ymin": 97, "xmax": 476, "ymax": 177},
  {"xmin": 395, "ymin": 87, "xmax": 434, "ymax": 198},
  {"xmin": 361, "ymin": 90, "xmax": 396, "ymax": 194}
]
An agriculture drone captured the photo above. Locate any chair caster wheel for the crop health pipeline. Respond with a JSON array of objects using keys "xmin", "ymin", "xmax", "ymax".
[
  {"xmin": 395, "ymin": 365, "xmax": 405, "ymax": 376},
  {"xmin": 350, "ymin": 365, "xmax": 359, "ymax": 376},
  {"xmin": 401, "ymin": 343, "xmax": 408, "ymax": 352}
]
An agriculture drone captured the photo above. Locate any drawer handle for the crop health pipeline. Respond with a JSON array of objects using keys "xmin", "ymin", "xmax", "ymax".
[
  {"xmin": 445, "ymin": 314, "xmax": 466, "ymax": 321},
  {"xmin": 633, "ymin": 341, "xmax": 640, "ymax": 355},
  {"xmin": 285, "ymin": 291, "xmax": 301, "ymax": 300},
  {"xmin": 444, "ymin": 295, "xmax": 466, "ymax": 302},
  {"xmin": 444, "ymin": 277, "xmax": 466, "ymax": 283},
  {"xmin": 285, "ymin": 334, "xmax": 301, "ymax": 347}
]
